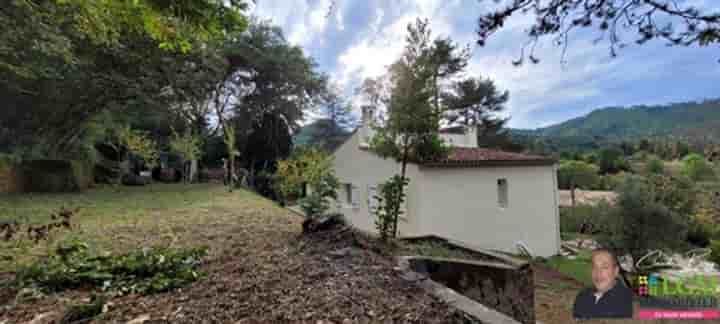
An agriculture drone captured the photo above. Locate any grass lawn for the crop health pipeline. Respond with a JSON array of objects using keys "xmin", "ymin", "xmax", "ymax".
[
  {"xmin": 1, "ymin": 184, "xmax": 462, "ymax": 323},
  {"xmin": 543, "ymin": 251, "xmax": 593, "ymax": 286},
  {"xmin": 0, "ymin": 183, "xmax": 270, "ymax": 270}
]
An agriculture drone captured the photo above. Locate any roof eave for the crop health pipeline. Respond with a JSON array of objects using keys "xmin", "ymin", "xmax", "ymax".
[{"xmin": 421, "ymin": 159, "xmax": 557, "ymax": 168}]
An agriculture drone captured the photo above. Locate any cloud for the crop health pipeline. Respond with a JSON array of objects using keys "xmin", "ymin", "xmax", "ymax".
[{"xmin": 250, "ymin": 0, "xmax": 720, "ymax": 129}]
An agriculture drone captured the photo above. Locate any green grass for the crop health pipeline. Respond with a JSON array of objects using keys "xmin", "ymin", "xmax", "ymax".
[
  {"xmin": 544, "ymin": 251, "xmax": 593, "ymax": 286},
  {"xmin": 0, "ymin": 183, "xmax": 280, "ymax": 271},
  {"xmin": 0, "ymin": 183, "xmax": 232, "ymax": 224}
]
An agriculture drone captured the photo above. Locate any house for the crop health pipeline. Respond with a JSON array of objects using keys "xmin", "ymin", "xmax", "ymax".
[{"xmin": 330, "ymin": 107, "xmax": 561, "ymax": 257}]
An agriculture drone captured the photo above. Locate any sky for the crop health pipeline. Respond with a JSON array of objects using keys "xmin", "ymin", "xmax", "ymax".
[{"xmin": 250, "ymin": 0, "xmax": 720, "ymax": 129}]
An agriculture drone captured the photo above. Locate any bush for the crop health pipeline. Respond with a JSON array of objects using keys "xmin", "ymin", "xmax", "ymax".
[
  {"xmin": 682, "ymin": 153, "xmax": 715, "ymax": 181},
  {"xmin": 372, "ymin": 175, "xmax": 409, "ymax": 241},
  {"xmin": 597, "ymin": 172, "xmax": 628, "ymax": 191},
  {"xmin": 710, "ymin": 240, "xmax": 720, "ymax": 270},
  {"xmin": 0, "ymin": 152, "xmax": 21, "ymax": 167},
  {"xmin": 298, "ymin": 169, "xmax": 339, "ymax": 218},
  {"xmin": 597, "ymin": 175, "xmax": 688, "ymax": 264},
  {"xmin": 16, "ymin": 240, "xmax": 207, "ymax": 295},
  {"xmin": 276, "ymin": 147, "xmax": 338, "ymax": 203},
  {"xmin": 687, "ymin": 221, "xmax": 713, "ymax": 248},
  {"xmin": 645, "ymin": 156, "xmax": 665, "ymax": 175},
  {"xmin": 21, "ymin": 160, "xmax": 93, "ymax": 192},
  {"xmin": 560, "ymin": 201, "xmax": 615, "ymax": 234},
  {"xmin": 558, "ymin": 160, "xmax": 599, "ymax": 190}
]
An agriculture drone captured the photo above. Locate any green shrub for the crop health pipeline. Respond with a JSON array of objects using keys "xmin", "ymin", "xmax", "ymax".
[
  {"xmin": 16, "ymin": 240, "xmax": 207, "ymax": 295},
  {"xmin": 558, "ymin": 160, "xmax": 599, "ymax": 190},
  {"xmin": 682, "ymin": 153, "xmax": 715, "ymax": 181},
  {"xmin": 645, "ymin": 156, "xmax": 665, "ymax": 175},
  {"xmin": 687, "ymin": 221, "xmax": 713, "ymax": 248},
  {"xmin": 20, "ymin": 160, "xmax": 93, "ymax": 192},
  {"xmin": 560, "ymin": 201, "xmax": 616, "ymax": 234},
  {"xmin": 709, "ymin": 240, "xmax": 720, "ymax": 270},
  {"xmin": 598, "ymin": 172, "xmax": 628, "ymax": 191},
  {"xmin": 597, "ymin": 175, "xmax": 689, "ymax": 263},
  {"xmin": 373, "ymin": 175, "xmax": 409, "ymax": 241},
  {"xmin": 0, "ymin": 153, "xmax": 21, "ymax": 168},
  {"xmin": 298, "ymin": 170, "xmax": 339, "ymax": 218}
]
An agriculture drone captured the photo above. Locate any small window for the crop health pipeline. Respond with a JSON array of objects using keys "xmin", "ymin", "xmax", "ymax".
[{"xmin": 497, "ymin": 178, "xmax": 508, "ymax": 208}]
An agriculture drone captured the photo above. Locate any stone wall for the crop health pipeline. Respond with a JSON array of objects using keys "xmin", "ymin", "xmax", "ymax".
[{"xmin": 405, "ymin": 257, "xmax": 535, "ymax": 324}]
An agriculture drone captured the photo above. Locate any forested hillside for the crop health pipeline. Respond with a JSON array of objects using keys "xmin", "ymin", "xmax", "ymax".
[{"xmin": 514, "ymin": 99, "xmax": 720, "ymax": 153}]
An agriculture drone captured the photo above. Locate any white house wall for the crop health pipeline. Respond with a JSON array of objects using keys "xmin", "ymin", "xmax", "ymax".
[
  {"xmin": 332, "ymin": 131, "xmax": 423, "ymax": 237},
  {"xmin": 415, "ymin": 165, "xmax": 560, "ymax": 257}
]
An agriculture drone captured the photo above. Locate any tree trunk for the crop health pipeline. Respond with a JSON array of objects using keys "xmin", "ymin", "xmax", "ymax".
[{"xmin": 228, "ymin": 156, "xmax": 235, "ymax": 192}]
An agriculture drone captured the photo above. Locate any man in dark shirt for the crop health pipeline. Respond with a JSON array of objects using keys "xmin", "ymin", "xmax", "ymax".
[{"xmin": 573, "ymin": 248, "xmax": 634, "ymax": 319}]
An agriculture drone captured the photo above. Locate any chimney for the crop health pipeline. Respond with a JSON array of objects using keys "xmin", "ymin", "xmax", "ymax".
[
  {"xmin": 466, "ymin": 125, "xmax": 478, "ymax": 148},
  {"xmin": 360, "ymin": 105, "xmax": 376, "ymax": 147},
  {"xmin": 361, "ymin": 105, "xmax": 375, "ymax": 126}
]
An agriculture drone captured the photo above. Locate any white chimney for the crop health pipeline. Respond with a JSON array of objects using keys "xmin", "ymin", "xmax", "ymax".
[
  {"xmin": 466, "ymin": 125, "xmax": 478, "ymax": 148},
  {"xmin": 360, "ymin": 105, "xmax": 376, "ymax": 147}
]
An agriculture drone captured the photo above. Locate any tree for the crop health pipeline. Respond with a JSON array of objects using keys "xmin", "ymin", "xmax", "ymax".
[
  {"xmin": 372, "ymin": 175, "xmax": 409, "ymax": 242},
  {"xmin": 368, "ymin": 20, "xmax": 452, "ymax": 238},
  {"xmin": 598, "ymin": 148, "xmax": 628, "ymax": 174},
  {"xmin": 442, "ymin": 77, "xmax": 512, "ymax": 148},
  {"xmin": 598, "ymin": 175, "xmax": 689, "ymax": 271},
  {"xmin": 558, "ymin": 160, "xmax": 600, "ymax": 207},
  {"xmin": 169, "ymin": 128, "xmax": 203, "ymax": 183},
  {"xmin": 303, "ymin": 87, "xmax": 357, "ymax": 151},
  {"xmin": 645, "ymin": 156, "xmax": 665, "ymax": 174},
  {"xmin": 222, "ymin": 20, "xmax": 327, "ymax": 176},
  {"xmin": 222, "ymin": 122, "xmax": 238, "ymax": 192},
  {"xmin": 681, "ymin": 153, "xmax": 715, "ymax": 181},
  {"xmin": 276, "ymin": 147, "xmax": 339, "ymax": 216},
  {"xmin": 115, "ymin": 125, "xmax": 158, "ymax": 166},
  {"xmin": 476, "ymin": 0, "xmax": 720, "ymax": 64},
  {"xmin": 0, "ymin": 1, "xmax": 248, "ymax": 159}
]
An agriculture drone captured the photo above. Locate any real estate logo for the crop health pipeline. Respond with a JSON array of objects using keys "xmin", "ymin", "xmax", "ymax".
[{"xmin": 637, "ymin": 274, "xmax": 720, "ymax": 319}]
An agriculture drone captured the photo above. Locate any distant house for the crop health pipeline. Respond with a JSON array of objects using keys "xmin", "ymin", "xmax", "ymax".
[{"xmin": 330, "ymin": 107, "xmax": 561, "ymax": 257}]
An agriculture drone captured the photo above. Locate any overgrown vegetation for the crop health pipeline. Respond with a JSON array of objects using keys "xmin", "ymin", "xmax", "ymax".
[
  {"xmin": 275, "ymin": 147, "xmax": 339, "ymax": 217},
  {"xmin": 16, "ymin": 240, "xmax": 207, "ymax": 295},
  {"xmin": 372, "ymin": 175, "xmax": 409, "ymax": 241},
  {"xmin": 559, "ymin": 202, "xmax": 614, "ymax": 234}
]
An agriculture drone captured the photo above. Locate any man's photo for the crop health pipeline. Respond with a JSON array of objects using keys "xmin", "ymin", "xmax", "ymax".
[{"xmin": 572, "ymin": 248, "xmax": 634, "ymax": 319}]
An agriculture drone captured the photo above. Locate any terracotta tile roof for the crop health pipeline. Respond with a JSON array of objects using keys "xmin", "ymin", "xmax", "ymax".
[{"xmin": 423, "ymin": 147, "xmax": 556, "ymax": 167}]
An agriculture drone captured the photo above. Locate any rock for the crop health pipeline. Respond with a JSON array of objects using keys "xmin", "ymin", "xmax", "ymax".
[
  {"xmin": 399, "ymin": 271, "xmax": 427, "ymax": 282},
  {"xmin": 126, "ymin": 314, "xmax": 150, "ymax": 324},
  {"xmin": 329, "ymin": 247, "xmax": 359, "ymax": 258}
]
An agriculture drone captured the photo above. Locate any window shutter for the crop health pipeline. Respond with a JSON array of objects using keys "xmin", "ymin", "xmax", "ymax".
[
  {"xmin": 367, "ymin": 185, "xmax": 378, "ymax": 215},
  {"xmin": 351, "ymin": 185, "xmax": 360, "ymax": 209}
]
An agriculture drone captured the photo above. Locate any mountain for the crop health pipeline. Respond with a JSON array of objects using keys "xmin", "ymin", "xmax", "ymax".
[
  {"xmin": 513, "ymin": 99, "xmax": 720, "ymax": 152},
  {"xmin": 538, "ymin": 99, "xmax": 720, "ymax": 139}
]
